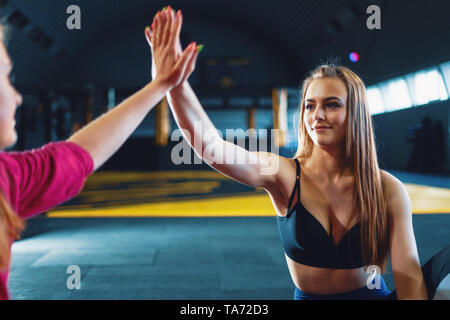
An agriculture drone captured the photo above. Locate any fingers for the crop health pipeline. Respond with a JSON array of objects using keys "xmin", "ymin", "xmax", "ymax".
[
  {"xmin": 156, "ymin": 10, "xmax": 164, "ymax": 48},
  {"xmin": 152, "ymin": 7, "xmax": 181, "ymax": 50},
  {"xmin": 180, "ymin": 45, "xmax": 200, "ymax": 84},
  {"xmin": 162, "ymin": 7, "xmax": 174, "ymax": 47},
  {"xmin": 145, "ymin": 26, "xmax": 152, "ymax": 47},
  {"xmin": 152, "ymin": 11, "xmax": 160, "ymax": 48},
  {"xmin": 173, "ymin": 42, "xmax": 197, "ymax": 83},
  {"xmin": 148, "ymin": 7, "xmax": 202, "ymax": 87},
  {"xmin": 169, "ymin": 10, "xmax": 183, "ymax": 52}
]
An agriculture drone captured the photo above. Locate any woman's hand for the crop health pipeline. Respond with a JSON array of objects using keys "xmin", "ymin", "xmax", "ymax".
[
  {"xmin": 66, "ymin": 8, "xmax": 200, "ymax": 172},
  {"xmin": 151, "ymin": 9, "xmax": 283, "ymax": 194},
  {"xmin": 145, "ymin": 7, "xmax": 200, "ymax": 89}
]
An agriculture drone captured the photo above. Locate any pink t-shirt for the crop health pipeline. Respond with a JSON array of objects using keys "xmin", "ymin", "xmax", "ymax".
[{"xmin": 0, "ymin": 141, "xmax": 94, "ymax": 300}]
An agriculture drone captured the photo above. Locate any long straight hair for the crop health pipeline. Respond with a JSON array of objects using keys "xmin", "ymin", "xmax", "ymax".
[
  {"xmin": 294, "ymin": 65, "xmax": 389, "ymax": 272},
  {"xmin": 0, "ymin": 193, "xmax": 24, "ymax": 270}
]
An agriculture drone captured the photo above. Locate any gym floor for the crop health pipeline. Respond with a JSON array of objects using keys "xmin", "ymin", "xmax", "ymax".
[{"xmin": 9, "ymin": 170, "xmax": 450, "ymax": 299}]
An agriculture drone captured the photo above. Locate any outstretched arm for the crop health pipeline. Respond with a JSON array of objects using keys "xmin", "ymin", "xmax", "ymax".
[
  {"xmin": 167, "ymin": 82, "xmax": 281, "ymax": 188},
  {"xmin": 69, "ymin": 10, "xmax": 197, "ymax": 171},
  {"xmin": 68, "ymin": 81, "xmax": 166, "ymax": 171},
  {"xmin": 148, "ymin": 8, "xmax": 282, "ymax": 191}
]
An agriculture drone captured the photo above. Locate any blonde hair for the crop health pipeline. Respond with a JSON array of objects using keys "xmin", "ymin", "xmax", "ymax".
[
  {"xmin": 0, "ymin": 192, "xmax": 25, "ymax": 270},
  {"xmin": 295, "ymin": 65, "xmax": 389, "ymax": 272}
]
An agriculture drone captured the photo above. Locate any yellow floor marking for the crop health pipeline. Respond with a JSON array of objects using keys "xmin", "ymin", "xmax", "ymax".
[
  {"xmin": 47, "ymin": 172, "xmax": 450, "ymax": 218},
  {"xmin": 47, "ymin": 194, "xmax": 275, "ymax": 217},
  {"xmin": 70, "ymin": 182, "xmax": 220, "ymax": 202},
  {"xmin": 405, "ymin": 184, "xmax": 450, "ymax": 214},
  {"xmin": 81, "ymin": 171, "xmax": 229, "ymax": 185}
]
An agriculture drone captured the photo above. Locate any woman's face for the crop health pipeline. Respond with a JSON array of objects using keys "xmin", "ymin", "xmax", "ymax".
[
  {"xmin": 0, "ymin": 41, "xmax": 22, "ymax": 149},
  {"xmin": 303, "ymin": 77, "xmax": 348, "ymax": 149}
]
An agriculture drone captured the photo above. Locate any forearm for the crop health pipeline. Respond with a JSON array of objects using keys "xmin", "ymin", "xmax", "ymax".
[
  {"xmin": 397, "ymin": 280, "xmax": 428, "ymax": 300},
  {"xmin": 68, "ymin": 80, "xmax": 168, "ymax": 170},
  {"xmin": 394, "ymin": 263, "xmax": 428, "ymax": 300},
  {"xmin": 167, "ymin": 81, "xmax": 223, "ymax": 159},
  {"xmin": 166, "ymin": 82, "xmax": 274, "ymax": 188}
]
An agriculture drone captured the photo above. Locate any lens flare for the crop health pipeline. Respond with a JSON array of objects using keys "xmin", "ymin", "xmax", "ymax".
[{"xmin": 349, "ymin": 52, "xmax": 359, "ymax": 62}]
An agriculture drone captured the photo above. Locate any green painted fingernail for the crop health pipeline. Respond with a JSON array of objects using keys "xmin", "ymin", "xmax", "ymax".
[
  {"xmin": 162, "ymin": 7, "xmax": 167, "ymax": 11},
  {"xmin": 197, "ymin": 44, "xmax": 204, "ymax": 53}
]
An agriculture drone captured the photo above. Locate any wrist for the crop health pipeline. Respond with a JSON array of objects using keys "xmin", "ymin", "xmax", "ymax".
[
  {"xmin": 147, "ymin": 78, "xmax": 172, "ymax": 95},
  {"xmin": 169, "ymin": 81, "xmax": 189, "ymax": 97}
]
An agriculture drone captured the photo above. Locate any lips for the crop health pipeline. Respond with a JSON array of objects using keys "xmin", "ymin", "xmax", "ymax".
[{"xmin": 313, "ymin": 126, "xmax": 331, "ymax": 130}]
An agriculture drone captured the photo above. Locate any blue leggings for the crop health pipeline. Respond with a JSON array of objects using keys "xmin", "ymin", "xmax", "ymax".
[{"xmin": 294, "ymin": 246, "xmax": 450, "ymax": 300}]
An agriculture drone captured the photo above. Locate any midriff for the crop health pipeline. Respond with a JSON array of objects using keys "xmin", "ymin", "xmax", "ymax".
[{"xmin": 285, "ymin": 254, "xmax": 370, "ymax": 294}]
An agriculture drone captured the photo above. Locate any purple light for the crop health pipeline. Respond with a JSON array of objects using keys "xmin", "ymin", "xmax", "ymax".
[{"xmin": 349, "ymin": 52, "xmax": 359, "ymax": 62}]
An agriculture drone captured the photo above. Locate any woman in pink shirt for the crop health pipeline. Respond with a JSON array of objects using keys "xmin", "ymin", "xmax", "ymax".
[{"xmin": 0, "ymin": 10, "xmax": 201, "ymax": 299}]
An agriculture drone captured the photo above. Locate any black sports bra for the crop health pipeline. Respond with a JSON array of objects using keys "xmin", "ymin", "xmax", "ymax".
[{"xmin": 276, "ymin": 158, "xmax": 364, "ymax": 269}]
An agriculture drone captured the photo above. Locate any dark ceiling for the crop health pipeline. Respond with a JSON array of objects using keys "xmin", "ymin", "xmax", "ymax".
[{"xmin": 1, "ymin": 0, "xmax": 450, "ymax": 92}]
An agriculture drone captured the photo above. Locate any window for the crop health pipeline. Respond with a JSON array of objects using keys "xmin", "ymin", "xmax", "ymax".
[
  {"xmin": 366, "ymin": 61, "xmax": 450, "ymax": 114},
  {"xmin": 412, "ymin": 68, "xmax": 448, "ymax": 105},
  {"xmin": 379, "ymin": 78, "xmax": 412, "ymax": 111},
  {"xmin": 438, "ymin": 61, "xmax": 450, "ymax": 96},
  {"xmin": 366, "ymin": 86, "xmax": 385, "ymax": 115}
]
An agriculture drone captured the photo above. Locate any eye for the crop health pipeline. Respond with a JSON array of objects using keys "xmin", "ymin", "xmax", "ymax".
[
  {"xmin": 327, "ymin": 102, "xmax": 340, "ymax": 108},
  {"xmin": 305, "ymin": 104, "xmax": 314, "ymax": 110}
]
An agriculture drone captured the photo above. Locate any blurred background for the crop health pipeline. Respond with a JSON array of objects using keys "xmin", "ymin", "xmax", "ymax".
[{"xmin": 1, "ymin": 0, "xmax": 449, "ymax": 299}]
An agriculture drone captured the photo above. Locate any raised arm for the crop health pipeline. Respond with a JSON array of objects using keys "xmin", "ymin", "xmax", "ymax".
[
  {"xmin": 168, "ymin": 82, "xmax": 281, "ymax": 189},
  {"xmin": 69, "ymin": 10, "xmax": 197, "ymax": 171},
  {"xmin": 0, "ymin": 11, "xmax": 198, "ymax": 219},
  {"xmin": 148, "ymin": 8, "xmax": 282, "ymax": 191}
]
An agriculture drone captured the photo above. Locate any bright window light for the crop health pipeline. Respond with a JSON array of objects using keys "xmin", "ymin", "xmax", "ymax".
[
  {"xmin": 414, "ymin": 69, "xmax": 448, "ymax": 105},
  {"xmin": 383, "ymin": 78, "xmax": 412, "ymax": 110},
  {"xmin": 366, "ymin": 87, "xmax": 385, "ymax": 115},
  {"xmin": 439, "ymin": 61, "xmax": 450, "ymax": 95}
]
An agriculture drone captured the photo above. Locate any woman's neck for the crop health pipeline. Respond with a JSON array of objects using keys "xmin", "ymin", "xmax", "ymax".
[{"xmin": 304, "ymin": 145, "xmax": 351, "ymax": 184}]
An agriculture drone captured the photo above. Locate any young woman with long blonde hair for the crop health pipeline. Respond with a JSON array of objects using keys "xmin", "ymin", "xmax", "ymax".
[{"xmin": 149, "ymin": 8, "xmax": 449, "ymax": 300}]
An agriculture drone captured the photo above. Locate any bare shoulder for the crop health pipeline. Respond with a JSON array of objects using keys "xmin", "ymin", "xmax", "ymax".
[
  {"xmin": 254, "ymin": 152, "xmax": 296, "ymax": 177},
  {"xmin": 255, "ymin": 153, "xmax": 297, "ymax": 201},
  {"xmin": 380, "ymin": 170, "xmax": 412, "ymax": 218},
  {"xmin": 380, "ymin": 170, "xmax": 406, "ymax": 196}
]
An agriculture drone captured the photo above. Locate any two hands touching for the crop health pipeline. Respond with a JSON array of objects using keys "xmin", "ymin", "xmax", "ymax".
[
  {"xmin": 145, "ymin": 6, "xmax": 202, "ymax": 92},
  {"xmin": 67, "ymin": 6, "xmax": 201, "ymax": 171},
  {"xmin": 68, "ymin": 4, "xmax": 271, "ymax": 184}
]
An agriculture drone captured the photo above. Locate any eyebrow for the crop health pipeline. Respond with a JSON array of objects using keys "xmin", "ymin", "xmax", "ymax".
[{"xmin": 306, "ymin": 96, "xmax": 344, "ymax": 103}]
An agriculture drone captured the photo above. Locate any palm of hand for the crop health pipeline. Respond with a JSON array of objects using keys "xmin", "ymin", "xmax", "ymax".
[
  {"xmin": 151, "ymin": 33, "xmax": 183, "ymax": 81},
  {"xmin": 145, "ymin": 8, "xmax": 198, "ymax": 89}
]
